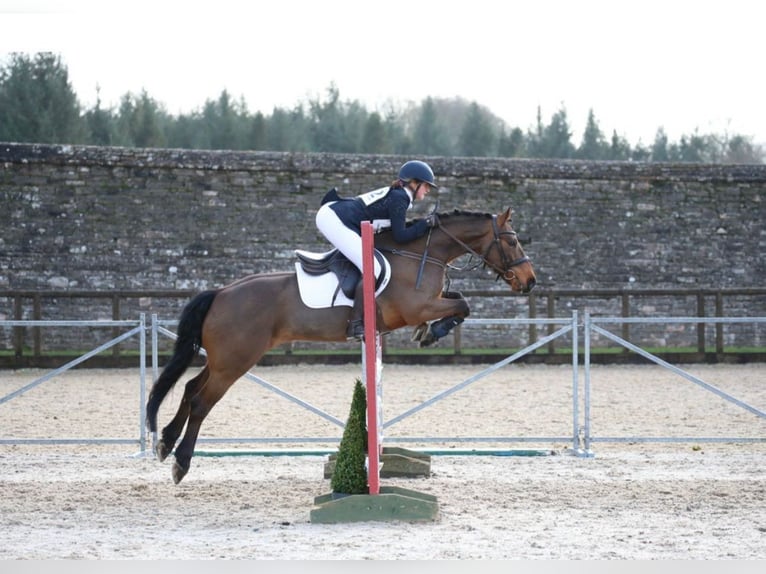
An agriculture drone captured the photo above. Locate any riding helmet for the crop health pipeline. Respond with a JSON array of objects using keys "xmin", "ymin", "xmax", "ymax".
[{"xmin": 398, "ymin": 160, "xmax": 438, "ymax": 189}]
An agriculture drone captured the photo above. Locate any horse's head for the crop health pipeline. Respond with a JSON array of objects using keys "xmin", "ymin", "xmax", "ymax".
[
  {"xmin": 432, "ymin": 208, "xmax": 536, "ymax": 293},
  {"xmin": 479, "ymin": 207, "xmax": 536, "ymax": 293}
]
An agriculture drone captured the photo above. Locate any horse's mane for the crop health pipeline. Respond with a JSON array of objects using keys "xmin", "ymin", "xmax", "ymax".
[
  {"xmin": 399, "ymin": 209, "xmax": 493, "ymax": 230},
  {"xmin": 436, "ymin": 209, "xmax": 494, "ymax": 220}
]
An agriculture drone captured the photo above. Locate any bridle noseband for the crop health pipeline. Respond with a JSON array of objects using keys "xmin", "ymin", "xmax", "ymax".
[{"xmin": 438, "ymin": 215, "xmax": 531, "ymax": 283}]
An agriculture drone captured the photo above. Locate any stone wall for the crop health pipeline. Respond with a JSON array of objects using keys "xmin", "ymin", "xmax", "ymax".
[{"xmin": 1, "ymin": 143, "xmax": 765, "ymax": 352}]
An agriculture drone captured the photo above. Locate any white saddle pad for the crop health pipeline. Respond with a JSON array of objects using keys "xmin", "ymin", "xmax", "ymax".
[{"xmin": 294, "ymin": 252, "xmax": 391, "ymax": 310}]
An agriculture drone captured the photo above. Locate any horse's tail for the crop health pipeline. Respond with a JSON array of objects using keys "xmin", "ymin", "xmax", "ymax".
[{"xmin": 146, "ymin": 289, "xmax": 218, "ymax": 432}]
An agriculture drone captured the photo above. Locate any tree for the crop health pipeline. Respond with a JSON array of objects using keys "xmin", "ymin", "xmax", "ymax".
[
  {"xmin": 498, "ymin": 126, "xmax": 525, "ymax": 157},
  {"xmin": 677, "ymin": 132, "xmax": 706, "ymax": 162},
  {"xmin": 577, "ymin": 109, "xmax": 609, "ymax": 159},
  {"xmin": 533, "ymin": 106, "xmax": 576, "ymax": 159},
  {"xmin": 114, "ymin": 91, "xmax": 167, "ymax": 148},
  {"xmin": 702, "ymin": 131, "xmax": 764, "ymax": 164},
  {"xmin": 266, "ymin": 106, "xmax": 291, "ymax": 151},
  {"xmin": 361, "ymin": 111, "xmax": 389, "ymax": 154},
  {"xmin": 382, "ymin": 106, "xmax": 411, "ymax": 154},
  {"xmin": 725, "ymin": 134, "xmax": 763, "ymax": 163},
  {"xmin": 630, "ymin": 142, "xmax": 651, "ymax": 162},
  {"xmin": 607, "ymin": 130, "xmax": 631, "ymax": 160},
  {"xmin": 247, "ymin": 111, "xmax": 268, "ymax": 150},
  {"xmin": 412, "ymin": 97, "xmax": 450, "ymax": 155},
  {"xmin": 4, "ymin": 52, "xmax": 764, "ymax": 163},
  {"xmin": 287, "ymin": 104, "xmax": 312, "ymax": 152},
  {"xmin": 525, "ymin": 106, "xmax": 546, "ymax": 158},
  {"xmin": 458, "ymin": 102, "xmax": 496, "ymax": 157},
  {"xmin": 0, "ymin": 52, "xmax": 84, "ymax": 143},
  {"xmin": 341, "ymin": 100, "xmax": 369, "ymax": 154},
  {"xmin": 166, "ymin": 113, "xmax": 201, "ymax": 149},
  {"xmin": 258, "ymin": 104, "xmax": 311, "ymax": 152},
  {"xmin": 201, "ymin": 90, "xmax": 247, "ymax": 150},
  {"xmin": 83, "ymin": 86, "xmax": 114, "ymax": 145},
  {"xmin": 651, "ymin": 128, "xmax": 670, "ymax": 162},
  {"xmin": 309, "ymin": 83, "xmax": 353, "ymax": 152}
]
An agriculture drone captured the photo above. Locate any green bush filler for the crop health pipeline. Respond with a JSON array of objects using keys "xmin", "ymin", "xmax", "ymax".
[
  {"xmin": 323, "ymin": 446, "xmax": 431, "ymax": 479},
  {"xmin": 311, "ymin": 379, "xmax": 439, "ymax": 523}
]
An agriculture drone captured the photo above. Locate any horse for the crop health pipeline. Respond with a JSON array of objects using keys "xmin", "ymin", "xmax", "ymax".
[{"xmin": 146, "ymin": 206, "xmax": 537, "ymax": 484}]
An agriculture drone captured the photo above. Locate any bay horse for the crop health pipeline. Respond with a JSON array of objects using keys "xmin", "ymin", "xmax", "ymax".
[{"xmin": 146, "ymin": 207, "xmax": 536, "ymax": 483}]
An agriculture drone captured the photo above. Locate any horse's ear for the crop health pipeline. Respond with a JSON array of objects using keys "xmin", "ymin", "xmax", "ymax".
[{"xmin": 498, "ymin": 207, "xmax": 512, "ymax": 226}]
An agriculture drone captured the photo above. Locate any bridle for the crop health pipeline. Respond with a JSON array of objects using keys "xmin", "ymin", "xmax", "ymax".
[{"xmin": 437, "ymin": 215, "xmax": 531, "ymax": 283}]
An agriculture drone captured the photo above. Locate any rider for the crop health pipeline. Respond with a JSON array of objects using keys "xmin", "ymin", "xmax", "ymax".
[{"xmin": 315, "ymin": 160, "xmax": 439, "ymax": 341}]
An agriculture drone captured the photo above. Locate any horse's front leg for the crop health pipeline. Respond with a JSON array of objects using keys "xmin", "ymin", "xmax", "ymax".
[{"xmin": 411, "ymin": 291, "xmax": 470, "ymax": 347}]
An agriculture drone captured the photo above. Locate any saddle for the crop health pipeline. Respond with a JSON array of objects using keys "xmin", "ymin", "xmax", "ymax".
[{"xmin": 295, "ymin": 248, "xmax": 387, "ymax": 299}]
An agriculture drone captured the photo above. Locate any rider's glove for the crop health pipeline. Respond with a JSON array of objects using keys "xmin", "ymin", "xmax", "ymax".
[{"xmin": 424, "ymin": 214, "xmax": 440, "ymax": 228}]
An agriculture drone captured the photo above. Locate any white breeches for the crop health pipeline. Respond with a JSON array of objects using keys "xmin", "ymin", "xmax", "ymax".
[{"xmin": 316, "ymin": 203, "xmax": 382, "ymax": 279}]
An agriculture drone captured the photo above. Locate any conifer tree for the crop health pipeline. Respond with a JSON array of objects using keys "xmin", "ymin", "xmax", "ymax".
[
  {"xmin": 330, "ymin": 379, "xmax": 369, "ymax": 495},
  {"xmin": 0, "ymin": 52, "xmax": 84, "ymax": 144}
]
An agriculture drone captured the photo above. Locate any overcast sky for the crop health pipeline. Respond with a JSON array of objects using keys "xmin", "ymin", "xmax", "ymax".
[{"xmin": 2, "ymin": 0, "xmax": 764, "ymax": 146}]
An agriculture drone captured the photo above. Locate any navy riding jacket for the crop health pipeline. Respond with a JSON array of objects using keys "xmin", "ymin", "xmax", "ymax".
[{"xmin": 329, "ymin": 185, "xmax": 430, "ymax": 243}]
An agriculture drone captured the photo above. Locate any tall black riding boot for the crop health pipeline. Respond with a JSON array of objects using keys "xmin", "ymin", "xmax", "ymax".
[{"xmin": 346, "ymin": 278, "xmax": 365, "ymax": 341}]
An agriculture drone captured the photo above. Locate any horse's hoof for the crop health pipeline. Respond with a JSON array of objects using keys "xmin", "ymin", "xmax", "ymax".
[
  {"xmin": 411, "ymin": 323, "xmax": 429, "ymax": 342},
  {"xmin": 154, "ymin": 440, "xmax": 171, "ymax": 462},
  {"xmin": 418, "ymin": 328, "xmax": 437, "ymax": 347},
  {"xmin": 171, "ymin": 462, "xmax": 188, "ymax": 484}
]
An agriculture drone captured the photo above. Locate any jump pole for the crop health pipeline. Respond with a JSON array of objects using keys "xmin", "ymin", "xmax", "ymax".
[
  {"xmin": 311, "ymin": 222, "xmax": 438, "ymax": 523},
  {"xmin": 361, "ymin": 221, "xmax": 382, "ymax": 495}
]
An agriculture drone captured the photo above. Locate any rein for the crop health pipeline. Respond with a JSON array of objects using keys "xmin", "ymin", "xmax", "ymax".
[
  {"xmin": 381, "ymin": 214, "xmax": 529, "ymax": 286},
  {"xmin": 435, "ymin": 215, "xmax": 531, "ymax": 282},
  {"xmin": 381, "ymin": 247, "xmax": 446, "ymax": 270}
]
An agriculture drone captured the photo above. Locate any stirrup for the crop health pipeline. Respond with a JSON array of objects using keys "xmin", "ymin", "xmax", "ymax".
[{"xmin": 346, "ymin": 319, "xmax": 365, "ymax": 342}]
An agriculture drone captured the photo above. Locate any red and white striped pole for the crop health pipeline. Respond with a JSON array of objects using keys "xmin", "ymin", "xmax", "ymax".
[{"xmin": 360, "ymin": 222, "xmax": 382, "ymax": 495}]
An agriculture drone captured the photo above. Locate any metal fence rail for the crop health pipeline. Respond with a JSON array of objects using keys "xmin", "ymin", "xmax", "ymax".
[
  {"xmin": 1, "ymin": 313, "xmax": 764, "ymax": 456},
  {"xmin": 151, "ymin": 313, "xmax": 582, "ymax": 453},
  {"xmin": 583, "ymin": 314, "xmax": 766, "ymax": 453},
  {"xmin": 0, "ymin": 315, "xmax": 148, "ymax": 450}
]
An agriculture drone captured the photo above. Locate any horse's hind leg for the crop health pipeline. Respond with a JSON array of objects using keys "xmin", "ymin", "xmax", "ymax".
[
  {"xmin": 171, "ymin": 370, "xmax": 238, "ymax": 484},
  {"xmin": 154, "ymin": 367, "xmax": 209, "ymax": 462}
]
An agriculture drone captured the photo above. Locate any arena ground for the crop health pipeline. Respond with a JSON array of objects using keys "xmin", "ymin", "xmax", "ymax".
[{"xmin": 1, "ymin": 363, "xmax": 764, "ymax": 559}]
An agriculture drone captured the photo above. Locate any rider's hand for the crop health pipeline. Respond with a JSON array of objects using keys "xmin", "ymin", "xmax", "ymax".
[{"xmin": 425, "ymin": 214, "xmax": 440, "ymax": 228}]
